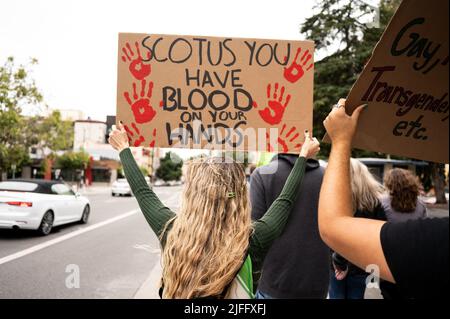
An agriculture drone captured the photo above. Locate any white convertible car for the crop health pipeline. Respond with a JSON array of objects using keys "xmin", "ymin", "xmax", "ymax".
[{"xmin": 0, "ymin": 179, "xmax": 90, "ymax": 235}]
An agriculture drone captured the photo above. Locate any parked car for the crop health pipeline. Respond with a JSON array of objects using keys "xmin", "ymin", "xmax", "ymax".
[
  {"xmin": 111, "ymin": 177, "xmax": 151, "ymax": 196},
  {"xmin": 0, "ymin": 179, "xmax": 90, "ymax": 236}
]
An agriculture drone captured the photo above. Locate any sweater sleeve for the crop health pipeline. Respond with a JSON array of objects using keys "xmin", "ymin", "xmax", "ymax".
[
  {"xmin": 249, "ymin": 156, "xmax": 307, "ymax": 266},
  {"xmin": 119, "ymin": 148, "xmax": 176, "ymax": 238}
]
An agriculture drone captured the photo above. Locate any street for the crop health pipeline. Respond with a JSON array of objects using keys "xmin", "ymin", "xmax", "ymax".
[
  {"xmin": 0, "ymin": 185, "xmax": 448, "ymax": 299},
  {"xmin": 0, "ymin": 186, "xmax": 182, "ymax": 299}
]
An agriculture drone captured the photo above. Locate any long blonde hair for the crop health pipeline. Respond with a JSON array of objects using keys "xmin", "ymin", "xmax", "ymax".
[
  {"xmin": 161, "ymin": 156, "xmax": 251, "ymax": 299},
  {"xmin": 350, "ymin": 158, "xmax": 385, "ymax": 212}
]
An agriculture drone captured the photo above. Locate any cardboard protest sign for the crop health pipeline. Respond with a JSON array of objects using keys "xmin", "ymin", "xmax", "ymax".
[
  {"xmin": 324, "ymin": 0, "xmax": 449, "ymax": 163},
  {"xmin": 116, "ymin": 33, "xmax": 314, "ymax": 153}
]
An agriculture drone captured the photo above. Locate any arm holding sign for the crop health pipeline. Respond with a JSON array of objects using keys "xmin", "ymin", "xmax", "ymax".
[
  {"xmin": 319, "ymin": 100, "xmax": 395, "ymax": 283},
  {"xmin": 109, "ymin": 124, "xmax": 176, "ymax": 239},
  {"xmin": 320, "ymin": 100, "xmax": 450, "ymax": 298}
]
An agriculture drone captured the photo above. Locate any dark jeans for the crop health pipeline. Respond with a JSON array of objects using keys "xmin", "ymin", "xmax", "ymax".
[{"xmin": 328, "ymin": 272, "xmax": 367, "ymax": 299}]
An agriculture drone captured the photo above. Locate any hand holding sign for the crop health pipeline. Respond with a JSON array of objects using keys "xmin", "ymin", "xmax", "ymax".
[
  {"xmin": 121, "ymin": 42, "xmax": 152, "ymax": 80},
  {"xmin": 323, "ymin": 100, "xmax": 367, "ymax": 147},
  {"xmin": 108, "ymin": 122, "xmax": 130, "ymax": 152}
]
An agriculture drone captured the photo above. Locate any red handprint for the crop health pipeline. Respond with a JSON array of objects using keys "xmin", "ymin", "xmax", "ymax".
[
  {"xmin": 124, "ymin": 123, "xmax": 157, "ymax": 148},
  {"xmin": 123, "ymin": 79, "xmax": 156, "ymax": 124},
  {"xmin": 124, "ymin": 122, "xmax": 145, "ymax": 147},
  {"xmin": 266, "ymin": 124, "xmax": 302, "ymax": 153},
  {"xmin": 254, "ymin": 83, "xmax": 291, "ymax": 125},
  {"xmin": 121, "ymin": 41, "xmax": 152, "ymax": 80},
  {"xmin": 284, "ymin": 47, "xmax": 313, "ymax": 83}
]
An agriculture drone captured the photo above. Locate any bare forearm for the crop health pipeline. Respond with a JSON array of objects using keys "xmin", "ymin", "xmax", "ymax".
[{"xmin": 319, "ymin": 142, "xmax": 353, "ymax": 228}]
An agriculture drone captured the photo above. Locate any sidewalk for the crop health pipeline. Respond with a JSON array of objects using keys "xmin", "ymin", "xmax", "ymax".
[{"xmin": 134, "ymin": 257, "xmax": 162, "ymax": 299}]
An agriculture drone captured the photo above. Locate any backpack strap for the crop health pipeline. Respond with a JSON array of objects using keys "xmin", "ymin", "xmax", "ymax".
[{"xmin": 234, "ymin": 255, "xmax": 254, "ymax": 298}]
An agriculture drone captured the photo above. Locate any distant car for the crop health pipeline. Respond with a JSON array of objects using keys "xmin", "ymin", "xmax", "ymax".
[
  {"xmin": 0, "ymin": 179, "xmax": 90, "ymax": 236},
  {"xmin": 111, "ymin": 177, "xmax": 151, "ymax": 196},
  {"xmin": 111, "ymin": 178, "xmax": 132, "ymax": 196}
]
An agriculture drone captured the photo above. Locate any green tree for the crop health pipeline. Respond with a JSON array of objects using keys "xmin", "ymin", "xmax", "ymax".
[
  {"xmin": 0, "ymin": 57, "xmax": 43, "ymax": 179},
  {"xmin": 156, "ymin": 152, "xmax": 183, "ymax": 182},
  {"xmin": 26, "ymin": 110, "xmax": 74, "ymax": 153},
  {"xmin": 55, "ymin": 150, "xmax": 90, "ymax": 170}
]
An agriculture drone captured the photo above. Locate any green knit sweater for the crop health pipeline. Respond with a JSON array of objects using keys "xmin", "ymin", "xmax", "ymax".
[{"xmin": 119, "ymin": 148, "xmax": 306, "ymax": 277}]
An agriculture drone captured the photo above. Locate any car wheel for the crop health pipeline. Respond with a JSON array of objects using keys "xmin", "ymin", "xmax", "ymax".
[
  {"xmin": 79, "ymin": 205, "xmax": 90, "ymax": 224},
  {"xmin": 37, "ymin": 211, "xmax": 54, "ymax": 236},
  {"xmin": 112, "ymin": 192, "xmax": 116, "ymax": 197}
]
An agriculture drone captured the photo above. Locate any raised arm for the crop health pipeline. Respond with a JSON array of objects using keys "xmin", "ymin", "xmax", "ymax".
[
  {"xmin": 249, "ymin": 131, "xmax": 320, "ymax": 262},
  {"xmin": 319, "ymin": 100, "xmax": 394, "ymax": 283},
  {"xmin": 109, "ymin": 124, "xmax": 176, "ymax": 238}
]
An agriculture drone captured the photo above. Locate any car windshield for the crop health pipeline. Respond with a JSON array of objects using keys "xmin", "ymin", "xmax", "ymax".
[{"xmin": 0, "ymin": 181, "xmax": 39, "ymax": 192}]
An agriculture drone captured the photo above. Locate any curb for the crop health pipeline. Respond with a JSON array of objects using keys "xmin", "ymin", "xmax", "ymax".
[{"xmin": 134, "ymin": 260, "xmax": 163, "ymax": 299}]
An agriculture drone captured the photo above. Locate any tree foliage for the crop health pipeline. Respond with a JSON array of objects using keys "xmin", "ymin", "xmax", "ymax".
[
  {"xmin": 26, "ymin": 110, "xmax": 74, "ymax": 153},
  {"xmin": 0, "ymin": 57, "xmax": 74, "ymax": 179},
  {"xmin": 0, "ymin": 57, "xmax": 44, "ymax": 175},
  {"xmin": 156, "ymin": 152, "xmax": 183, "ymax": 182},
  {"xmin": 55, "ymin": 150, "xmax": 90, "ymax": 170}
]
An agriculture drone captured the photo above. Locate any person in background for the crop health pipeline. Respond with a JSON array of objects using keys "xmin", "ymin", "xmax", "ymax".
[
  {"xmin": 379, "ymin": 168, "xmax": 427, "ymax": 299},
  {"xmin": 329, "ymin": 159, "xmax": 386, "ymax": 299},
  {"xmin": 250, "ymin": 153, "xmax": 329, "ymax": 299},
  {"xmin": 319, "ymin": 99, "xmax": 448, "ymax": 299},
  {"xmin": 382, "ymin": 168, "xmax": 427, "ymax": 222}
]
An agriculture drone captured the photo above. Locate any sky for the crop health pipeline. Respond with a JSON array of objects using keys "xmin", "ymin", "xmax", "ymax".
[{"xmin": 0, "ymin": 0, "xmax": 325, "ymax": 121}]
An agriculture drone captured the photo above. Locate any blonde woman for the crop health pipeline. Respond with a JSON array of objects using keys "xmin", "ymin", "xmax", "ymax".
[
  {"xmin": 109, "ymin": 123, "xmax": 320, "ymax": 299},
  {"xmin": 329, "ymin": 159, "xmax": 387, "ymax": 299}
]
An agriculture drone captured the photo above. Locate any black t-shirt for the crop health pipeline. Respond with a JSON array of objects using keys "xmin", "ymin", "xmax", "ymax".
[{"xmin": 380, "ymin": 217, "xmax": 449, "ymax": 299}]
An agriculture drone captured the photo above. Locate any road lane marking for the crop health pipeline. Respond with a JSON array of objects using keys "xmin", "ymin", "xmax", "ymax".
[
  {"xmin": 0, "ymin": 209, "xmax": 139, "ymax": 266},
  {"xmin": 133, "ymin": 244, "xmax": 161, "ymax": 254}
]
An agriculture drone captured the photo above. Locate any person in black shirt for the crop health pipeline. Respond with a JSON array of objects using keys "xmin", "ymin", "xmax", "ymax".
[{"xmin": 319, "ymin": 99, "xmax": 449, "ymax": 299}]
